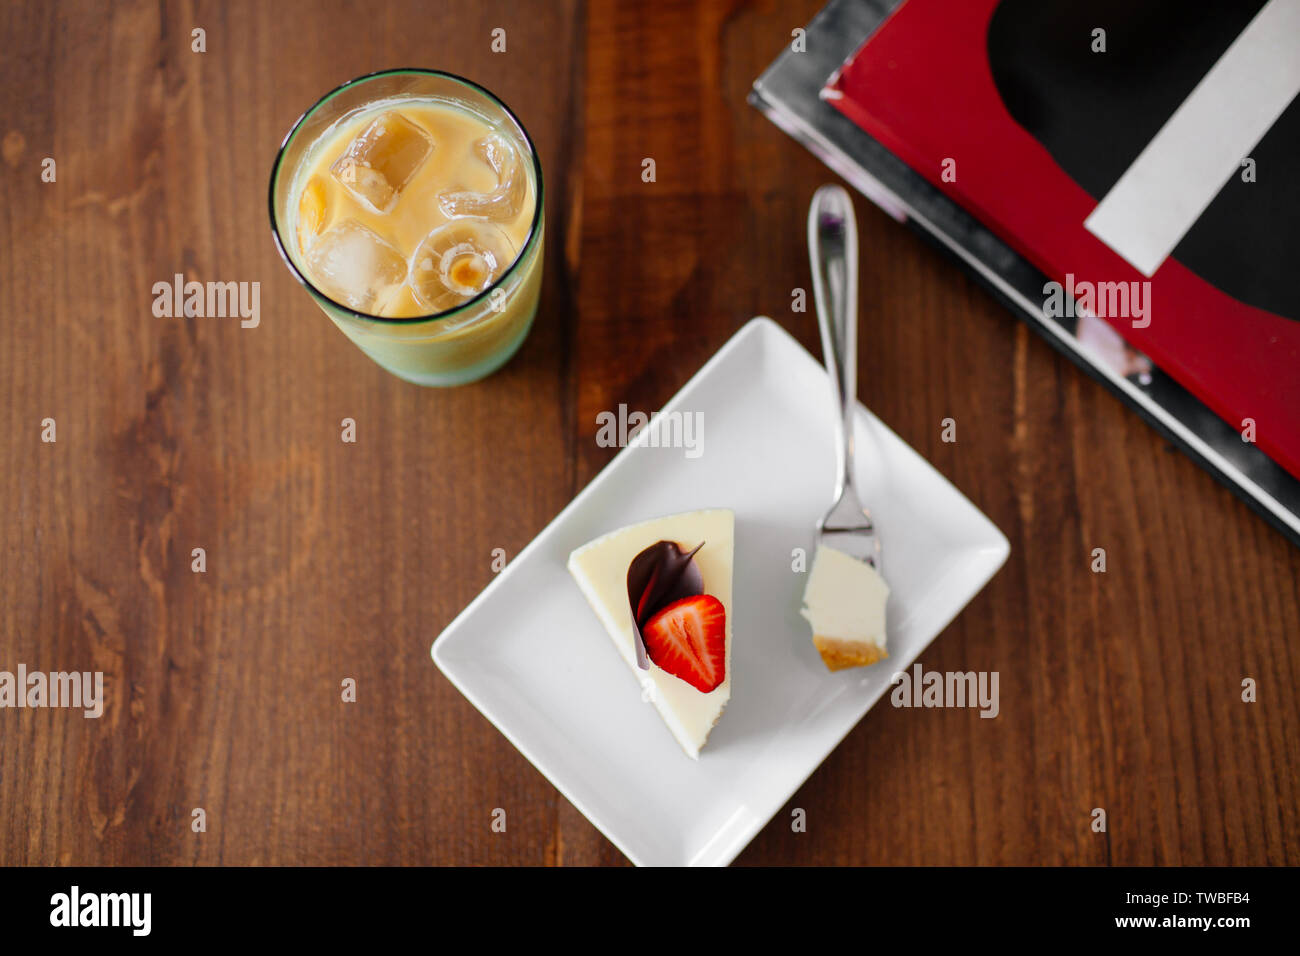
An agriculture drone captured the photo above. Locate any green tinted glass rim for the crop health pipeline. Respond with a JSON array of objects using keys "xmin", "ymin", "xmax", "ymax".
[{"xmin": 268, "ymin": 68, "xmax": 544, "ymax": 326}]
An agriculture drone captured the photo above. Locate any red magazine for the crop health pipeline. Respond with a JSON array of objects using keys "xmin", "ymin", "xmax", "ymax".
[{"xmin": 826, "ymin": 0, "xmax": 1300, "ymax": 478}]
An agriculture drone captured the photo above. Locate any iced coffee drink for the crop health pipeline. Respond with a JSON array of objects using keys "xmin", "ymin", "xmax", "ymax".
[{"xmin": 270, "ymin": 70, "xmax": 543, "ymax": 386}]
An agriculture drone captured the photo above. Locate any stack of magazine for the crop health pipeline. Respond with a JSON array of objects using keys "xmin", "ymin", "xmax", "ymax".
[{"xmin": 751, "ymin": 0, "xmax": 1300, "ymax": 547}]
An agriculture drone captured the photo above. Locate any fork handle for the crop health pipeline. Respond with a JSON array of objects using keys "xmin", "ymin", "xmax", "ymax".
[{"xmin": 808, "ymin": 184, "xmax": 860, "ymax": 498}]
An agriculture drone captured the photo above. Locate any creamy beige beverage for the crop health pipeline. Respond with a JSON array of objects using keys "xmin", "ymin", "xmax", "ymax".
[
  {"xmin": 270, "ymin": 71, "xmax": 544, "ymax": 386},
  {"xmin": 291, "ymin": 100, "xmax": 535, "ymax": 318}
]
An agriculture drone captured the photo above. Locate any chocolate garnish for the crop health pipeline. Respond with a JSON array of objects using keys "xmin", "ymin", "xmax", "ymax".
[{"xmin": 626, "ymin": 540, "xmax": 705, "ymax": 670}]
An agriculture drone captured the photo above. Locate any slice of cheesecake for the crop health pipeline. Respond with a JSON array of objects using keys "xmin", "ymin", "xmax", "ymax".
[
  {"xmin": 800, "ymin": 544, "xmax": 889, "ymax": 671},
  {"xmin": 567, "ymin": 509, "xmax": 734, "ymax": 759}
]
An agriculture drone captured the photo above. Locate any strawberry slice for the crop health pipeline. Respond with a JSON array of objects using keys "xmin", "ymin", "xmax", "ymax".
[{"xmin": 642, "ymin": 594, "xmax": 726, "ymax": 693}]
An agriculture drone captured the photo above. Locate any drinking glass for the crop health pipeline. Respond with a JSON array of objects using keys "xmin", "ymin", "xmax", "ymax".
[{"xmin": 269, "ymin": 69, "xmax": 544, "ymax": 386}]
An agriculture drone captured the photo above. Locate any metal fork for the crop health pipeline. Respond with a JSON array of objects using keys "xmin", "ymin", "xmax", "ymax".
[{"xmin": 808, "ymin": 184, "xmax": 881, "ymax": 571}]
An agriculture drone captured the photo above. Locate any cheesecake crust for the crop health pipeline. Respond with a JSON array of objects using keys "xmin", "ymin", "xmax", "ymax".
[{"xmin": 813, "ymin": 634, "xmax": 888, "ymax": 671}]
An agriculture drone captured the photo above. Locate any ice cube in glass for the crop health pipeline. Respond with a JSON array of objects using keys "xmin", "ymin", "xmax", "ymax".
[
  {"xmin": 410, "ymin": 220, "xmax": 517, "ymax": 313},
  {"xmin": 330, "ymin": 111, "xmax": 434, "ymax": 213},
  {"xmin": 437, "ymin": 133, "xmax": 526, "ymax": 222},
  {"xmin": 305, "ymin": 218, "xmax": 408, "ymax": 313}
]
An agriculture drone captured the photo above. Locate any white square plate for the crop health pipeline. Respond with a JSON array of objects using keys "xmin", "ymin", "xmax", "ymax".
[{"xmin": 432, "ymin": 317, "xmax": 1009, "ymax": 866}]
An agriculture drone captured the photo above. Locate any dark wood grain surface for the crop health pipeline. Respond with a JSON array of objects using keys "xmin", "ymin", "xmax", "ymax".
[{"xmin": 1, "ymin": 0, "xmax": 1296, "ymax": 866}]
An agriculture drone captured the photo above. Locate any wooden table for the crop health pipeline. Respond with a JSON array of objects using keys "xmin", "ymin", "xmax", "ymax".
[{"xmin": 2, "ymin": 0, "xmax": 1296, "ymax": 867}]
